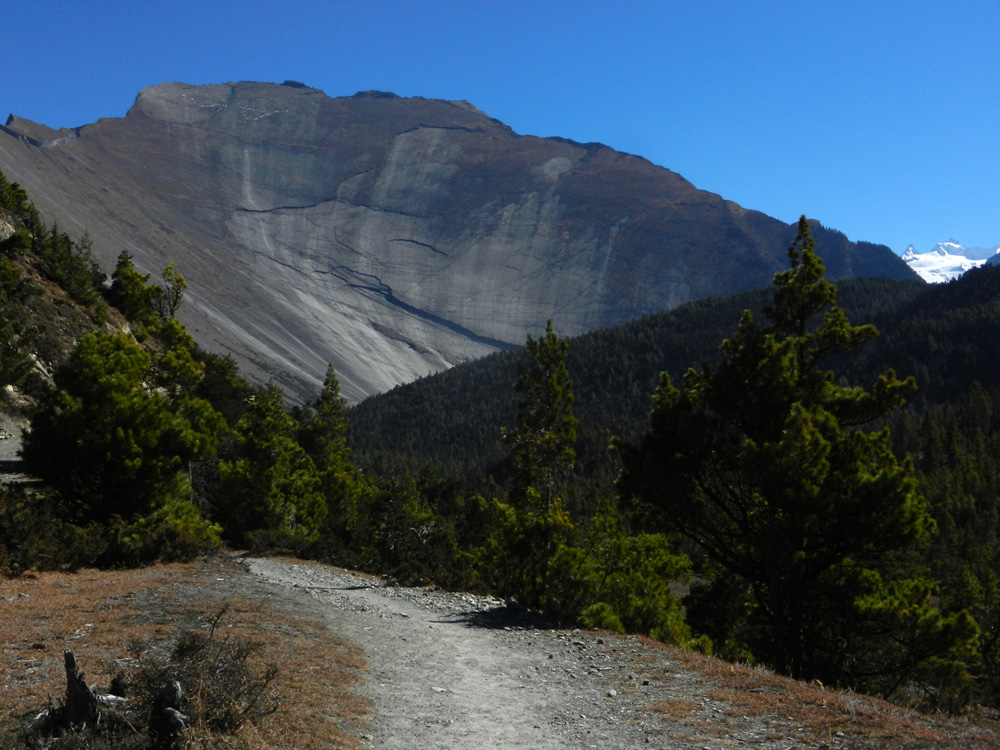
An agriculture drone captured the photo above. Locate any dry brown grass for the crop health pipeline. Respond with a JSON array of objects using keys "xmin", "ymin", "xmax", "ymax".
[
  {"xmin": 644, "ymin": 697, "xmax": 701, "ymax": 721},
  {"xmin": 1, "ymin": 564, "xmax": 186, "ymax": 718},
  {"xmin": 630, "ymin": 634, "xmax": 1000, "ymax": 749},
  {"xmin": 0, "ymin": 557, "xmax": 370, "ymax": 749}
]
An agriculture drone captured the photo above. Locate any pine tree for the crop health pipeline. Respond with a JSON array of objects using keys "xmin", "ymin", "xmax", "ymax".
[
  {"xmin": 617, "ymin": 217, "xmax": 977, "ymax": 696},
  {"xmin": 153, "ymin": 261, "xmax": 187, "ymax": 319},
  {"xmin": 216, "ymin": 385, "xmax": 326, "ymax": 545},
  {"xmin": 484, "ymin": 321, "xmax": 578, "ymax": 607},
  {"xmin": 301, "ymin": 365, "xmax": 353, "ymax": 486},
  {"xmin": 502, "ymin": 319, "xmax": 577, "ymax": 510},
  {"xmin": 297, "ymin": 365, "xmax": 364, "ymax": 551},
  {"xmin": 22, "ymin": 330, "xmax": 223, "ymax": 520},
  {"xmin": 106, "ymin": 251, "xmax": 160, "ymax": 326}
]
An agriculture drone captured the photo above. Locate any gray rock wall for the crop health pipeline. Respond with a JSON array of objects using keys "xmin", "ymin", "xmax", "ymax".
[{"xmin": 0, "ymin": 82, "xmax": 916, "ymax": 402}]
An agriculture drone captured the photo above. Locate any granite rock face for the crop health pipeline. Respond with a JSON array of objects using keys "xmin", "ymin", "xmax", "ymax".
[{"xmin": 0, "ymin": 82, "xmax": 917, "ymax": 401}]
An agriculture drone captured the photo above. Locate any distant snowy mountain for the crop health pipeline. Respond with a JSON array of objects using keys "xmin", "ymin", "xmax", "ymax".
[{"xmin": 901, "ymin": 240, "xmax": 1000, "ymax": 283}]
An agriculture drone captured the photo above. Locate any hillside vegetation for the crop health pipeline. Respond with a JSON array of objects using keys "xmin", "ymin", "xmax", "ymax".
[
  {"xmin": 3, "ymin": 169, "xmax": 1000, "ymax": 716},
  {"xmin": 347, "ymin": 275, "xmax": 931, "ymax": 490}
]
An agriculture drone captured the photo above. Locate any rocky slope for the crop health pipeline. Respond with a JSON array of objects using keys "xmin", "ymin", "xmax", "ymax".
[{"xmin": 0, "ymin": 82, "xmax": 917, "ymax": 402}]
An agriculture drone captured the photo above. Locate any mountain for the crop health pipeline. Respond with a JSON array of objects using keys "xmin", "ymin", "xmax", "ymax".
[
  {"xmin": 0, "ymin": 81, "xmax": 917, "ymax": 402},
  {"xmin": 902, "ymin": 240, "xmax": 1000, "ymax": 283}
]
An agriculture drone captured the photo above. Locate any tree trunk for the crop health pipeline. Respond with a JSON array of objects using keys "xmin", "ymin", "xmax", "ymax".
[{"xmin": 62, "ymin": 649, "xmax": 99, "ymax": 727}]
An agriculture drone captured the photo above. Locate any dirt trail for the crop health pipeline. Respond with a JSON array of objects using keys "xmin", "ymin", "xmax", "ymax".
[
  {"xmin": 242, "ymin": 557, "xmax": 1000, "ymax": 750},
  {"xmin": 244, "ymin": 558, "xmax": 674, "ymax": 749}
]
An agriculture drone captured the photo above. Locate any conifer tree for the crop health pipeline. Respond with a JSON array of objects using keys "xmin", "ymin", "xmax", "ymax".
[
  {"xmin": 22, "ymin": 330, "xmax": 224, "ymax": 520},
  {"xmin": 502, "ymin": 319, "xmax": 577, "ymax": 510},
  {"xmin": 485, "ymin": 321, "xmax": 578, "ymax": 607},
  {"xmin": 107, "ymin": 251, "xmax": 160, "ymax": 326},
  {"xmin": 216, "ymin": 385, "xmax": 326, "ymax": 545},
  {"xmin": 153, "ymin": 261, "xmax": 187, "ymax": 319},
  {"xmin": 297, "ymin": 365, "xmax": 364, "ymax": 551},
  {"xmin": 301, "ymin": 365, "xmax": 353, "ymax": 486},
  {"xmin": 617, "ymin": 217, "xmax": 977, "ymax": 696}
]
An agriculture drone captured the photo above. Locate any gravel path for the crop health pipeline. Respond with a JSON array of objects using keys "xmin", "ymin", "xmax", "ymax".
[
  {"xmin": 241, "ymin": 557, "xmax": 1000, "ymax": 750},
  {"xmin": 244, "ymin": 557, "xmax": 690, "ymax": 749}
]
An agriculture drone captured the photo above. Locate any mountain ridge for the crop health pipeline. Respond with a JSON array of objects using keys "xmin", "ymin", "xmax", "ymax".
[{"xmin": 0, "ymin": 81, "xmax": 917, "ymax": 402}]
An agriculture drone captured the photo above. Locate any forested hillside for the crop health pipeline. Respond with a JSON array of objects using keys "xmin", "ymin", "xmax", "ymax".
[
  {"xmin": 4, "ymin": 168, "xmax": 1000, "ymax": 713},
  {"xmin": 347, "ymin": 275, "xmax": 937, "ymax": 488},
  {"xmin": 348, "ymin": 265, "xmax": 1000, "ymax": 487}
]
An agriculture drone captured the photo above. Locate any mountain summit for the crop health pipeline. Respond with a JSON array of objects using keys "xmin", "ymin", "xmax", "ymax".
[
  {"xmin": 0, "ymin": 81, "xmax": 916, "ymax": 401},
  {"xmin": 902, "ymin": 241, "xmax": 1000, "ymax": 283}
]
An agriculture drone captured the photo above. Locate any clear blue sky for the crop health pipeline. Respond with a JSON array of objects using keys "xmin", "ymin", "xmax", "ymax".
[{"xmin": 2, "ymin": 0, "xmax": 996, "ymax": 255}]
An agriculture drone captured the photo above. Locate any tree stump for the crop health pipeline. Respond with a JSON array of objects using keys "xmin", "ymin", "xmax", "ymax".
[{"xmin": 61, "ymin": 649, "xmax": 98, "ymax": 727}]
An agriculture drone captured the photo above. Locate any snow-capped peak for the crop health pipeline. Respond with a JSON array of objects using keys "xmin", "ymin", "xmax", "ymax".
[{"xmin": 902, "ymin": 241, "xmax": 1000, "ymax": 283}]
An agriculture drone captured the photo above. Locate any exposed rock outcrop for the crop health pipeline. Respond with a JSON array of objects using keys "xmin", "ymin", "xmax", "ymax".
[{"xmin": 0, "ymin": 82, "xmax": 917, "ymax": 401}]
